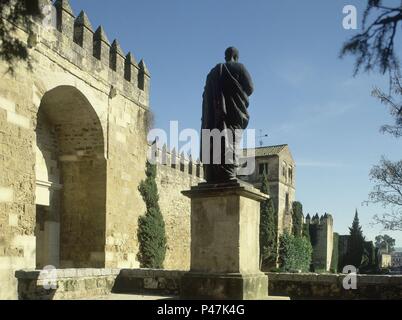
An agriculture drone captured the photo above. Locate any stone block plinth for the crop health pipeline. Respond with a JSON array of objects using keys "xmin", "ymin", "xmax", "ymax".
[{"xmin": 180, "ymin": 180, "xmax": 269, "ymax": 300}]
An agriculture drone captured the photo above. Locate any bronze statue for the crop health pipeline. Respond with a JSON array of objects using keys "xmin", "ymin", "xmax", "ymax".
[{"xmin": 201, "ymin": 47, "xmax": 254, "ymax": 183}]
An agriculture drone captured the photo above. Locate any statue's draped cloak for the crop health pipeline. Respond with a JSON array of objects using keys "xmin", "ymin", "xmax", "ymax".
[
  {"xmin": 201, "ymin": 63, "xmax": 251, "ymax": 182},
  {"xmin": 202, "ymin": 63, "xmax": 250, "ymax": 132}
]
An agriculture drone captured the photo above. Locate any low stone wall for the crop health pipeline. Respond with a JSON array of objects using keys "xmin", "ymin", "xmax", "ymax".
[
  {"xmin": 16, "ymin": 269, "xmax": 402, "ymax": 300},
  {"xmin": 113, "ymin": 269, "xmax": 185, "ymax": 296},
  {"xmin": 16, "ymin": 268, "xmax": 184, "ymax": 300},
  {"xmin": 15, "ymin": 269, "xmax": 121, "ymax": 300},
  {"xmin": 267, "ymin": 272, "xmax": 402, "ymax": 300}
]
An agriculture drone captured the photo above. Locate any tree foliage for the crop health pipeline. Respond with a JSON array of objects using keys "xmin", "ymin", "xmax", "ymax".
[
  {"xmin": 375, "ymin": 234, "xmax": 396, "ymax": 252},
  {"xmin": 137, "ymin": 162, "xmax": 167, "ymax": 269},
  {"xmin": 0, "ymin": 0, "xmax": 42, "ymax": 71},
  {"xmin": 302, "ymin": 223, "xmax": 311, "ymax": 242},
  {"xmin": 369, "ymin": 157, "xmax": 402, "ymax": 231},
  {"xmin": 292, "ymin": 201, "xmax": 303, "ymax": 237},
  {"xmin": 340, "ymin": 0, "xmax": 402, "ymax": 75},
  {"xmin": 278, "ymin": 233, "xmax": 312, "ymax": 273},
  {"xmin": 259, "ymin": 173, "xmax": 278, "ymax": 270},
  {"xmin": 346, "ymin": 211, "xmax": 366, "ymax": 269},
  {"xmin": 372, "ymin": 76, "xmax": 402, "ymax": 138},
  {"xmin": 340, "ymin": 2, "xmax": 402, "ymax": 232}
]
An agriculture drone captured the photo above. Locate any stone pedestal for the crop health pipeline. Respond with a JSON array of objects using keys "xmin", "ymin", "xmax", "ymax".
[{"xmin": 180, "ymin": 180, "xmax": 269, "ymax": 300}]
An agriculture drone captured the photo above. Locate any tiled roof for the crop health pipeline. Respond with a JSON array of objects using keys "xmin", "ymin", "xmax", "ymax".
[{"xmin": 242, "ymin": 144, "xmax": 288, "ymax": 157}]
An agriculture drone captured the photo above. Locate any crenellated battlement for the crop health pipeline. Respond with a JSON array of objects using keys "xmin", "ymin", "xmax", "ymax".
[
  {"xmin": 30, "ymin": 0, "xmax": 150, "ymax": 107},
  {"xmin": 305, "ymin": 213, "xmax": 333, "ymax": 226},
  {"xmin": 149, "ymin": 143, "xmax": 204, "ymax": 179}
]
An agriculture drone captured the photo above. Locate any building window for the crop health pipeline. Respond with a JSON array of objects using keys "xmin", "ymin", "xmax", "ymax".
[
  {"xmin": 282, "ymin": 162, "xmax": 287, "ymax": 179},
  {"xmin": 285, "ymin": 193, "xmax": 290, "ymax": 212},
  {"xmin": 288, "ymin": 167, "xmax": 293, "ymax": 183},
  {"xmin": 259, "ymin": 163, "xmax": 268, "ymax": 176}
]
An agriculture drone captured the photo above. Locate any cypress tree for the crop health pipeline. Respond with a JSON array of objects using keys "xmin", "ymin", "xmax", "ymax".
[
  {"xmin": 137, "ymin": 162, "xmax": 167, "ymax": 269},
  {"xmin": 302, "ymin": 223, "xmax": 311, "ymax": 242},
  {"xmin": 259, "ymin": 173, "xmax": 278, "ymax": 270},
  {"xmin": 292, "ymin": 201, "xmax": 303, "ymax": 237},
  {"xmin": 346, "ymin": 210, "xmax": 366, "ymax": 269}
]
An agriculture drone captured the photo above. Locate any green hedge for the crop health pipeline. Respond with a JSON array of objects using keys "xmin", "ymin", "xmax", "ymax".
[{"xmin": 278, "ymin": 233, "xmax": 313, "ymax": 272}]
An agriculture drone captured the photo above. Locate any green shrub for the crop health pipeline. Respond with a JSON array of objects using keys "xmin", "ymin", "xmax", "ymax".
[
  {"xmin": 278, "ymin": 233, "xmax": 313, "ymax": 272},
  {"xmin": 137, "ymin": 162, "xmax": 167, "ymax": 268}
]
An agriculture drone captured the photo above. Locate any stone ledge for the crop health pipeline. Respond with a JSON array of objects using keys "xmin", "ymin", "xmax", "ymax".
[
  {"xmin": 15, "ymin": 268, "xmax": 121, "ymax": 280},
  {"xmin": 180, "ymin": 272, "xmax": 268, "ymax": 300},
  {"xmin": 119, "ymin": 268, "xmax": 186, "ymax": 278},
  {"xmin": 182, "ymin": 180, "xmax": 269, "ymax": 202},
  {"xmin": 113, "ymin": 269, "xmax": 185, "ymax": 296}
]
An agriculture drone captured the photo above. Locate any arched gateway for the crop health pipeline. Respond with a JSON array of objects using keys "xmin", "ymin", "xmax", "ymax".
[{"xmin": 35, "ymin": 86, "xmax": 106, "ymax": 268}]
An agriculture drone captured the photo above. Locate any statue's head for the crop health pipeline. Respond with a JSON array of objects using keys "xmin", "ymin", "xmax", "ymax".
[{"xmin": 225, "ymin": 47, "xmax": 239, "ymax": 62}]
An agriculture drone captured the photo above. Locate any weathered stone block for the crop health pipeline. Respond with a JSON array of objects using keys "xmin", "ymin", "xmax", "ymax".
[
  {"xmin": 181, "ymin": 180, "xmax": 269, "ymax": 300},
  {"xmin": 181, "ymin": 272, "xmax": 269, "ymax": 300}
]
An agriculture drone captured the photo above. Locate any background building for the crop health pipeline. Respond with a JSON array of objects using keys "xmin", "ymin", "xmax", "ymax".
[
  {"xmin": 240, "ymin": 144, "xmax": 296, "ymax": 236},
  {"xmin": 392, "ymin": 252, "xmax": 402, "ymax": 268}
]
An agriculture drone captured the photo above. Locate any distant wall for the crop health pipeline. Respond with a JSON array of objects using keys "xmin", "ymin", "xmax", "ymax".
[{"xmin": 306, "ymin": 215, "xmax": 334, "ymax": 272}]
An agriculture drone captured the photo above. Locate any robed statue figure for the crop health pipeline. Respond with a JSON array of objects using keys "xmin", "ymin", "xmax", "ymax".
[{"xmin": 201, "ymin": 47, "xmax": 254, "ymax": 183}]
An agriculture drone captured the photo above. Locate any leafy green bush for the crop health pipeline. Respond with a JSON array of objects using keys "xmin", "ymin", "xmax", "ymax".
[
  {"xmin": 278, "ymin": 233, "xmax": 313, "ymax": 272},
  {"xmin": 137, "ymin": 162, "xmax": 167, "ymax": 268}
]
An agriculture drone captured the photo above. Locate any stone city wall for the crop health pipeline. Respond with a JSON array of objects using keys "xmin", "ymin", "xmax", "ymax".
[
  {"xmin": 307, "ymin": 214, "xmax": 334, "ymax": 272},
  {"xmin": 267, "ymin": 272, "xmax": 402, "ymax": 300},
  {"xmin": 154, "ymin": 147, "xmax": 204, "ymax": 270},
  {"xmin": 0, "ymin": 0, "xmax": 150, "ymax": 299}
]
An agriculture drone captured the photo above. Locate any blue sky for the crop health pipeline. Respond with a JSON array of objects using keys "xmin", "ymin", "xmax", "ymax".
[{"xmin": 69, "ymin": 0, "xmax": 402, "ymax": 245}]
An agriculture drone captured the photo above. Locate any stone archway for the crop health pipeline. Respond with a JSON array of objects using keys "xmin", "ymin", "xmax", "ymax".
[{"xmin": 35, "ymin": 85, "xmax": 106, "ymax": 269}]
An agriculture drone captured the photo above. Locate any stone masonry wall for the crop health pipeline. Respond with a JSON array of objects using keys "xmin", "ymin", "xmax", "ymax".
[
  {"xmin": 307, "ymin": 215, "xmax": 334, "ymax": 272},
  {"xmin": 267, "ymin": 272, "xmax": 402, "ymax": 300},
  {"xmin": 16, "ymin": 269, "xmax": 402, "ymax": 300},
  {"xmin": 0, "ymin": 0, "xmax": 150, "ymax": 299},
  {"xmin": 15, "ymin": 268, "xmax": 121, "ymax": 300},
  {"xmin": 154, "ymin": 149, "xmax": 203, "ymax": 270}
]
